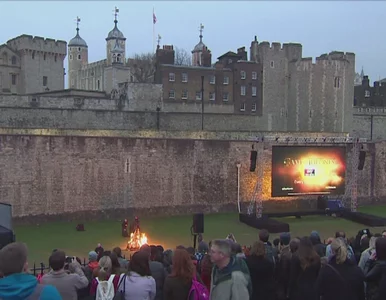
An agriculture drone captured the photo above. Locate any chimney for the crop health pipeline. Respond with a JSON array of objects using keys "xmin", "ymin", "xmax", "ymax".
[
  {"xmin": 237, "ymin": 47, "xmax": 247, "ymax": 61},
  {"xmin": 362, "ymin": 75, "xmax": 370, "ymax": 87}
]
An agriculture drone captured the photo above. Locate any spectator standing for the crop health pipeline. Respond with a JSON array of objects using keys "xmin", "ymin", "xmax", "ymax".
[
  {"xmin": 90, "ymin": 256, "xmax": 120, "ymax": 297},
  {"xmin": 326, "ymin": 232, "xmax": 355, "ymax": 263},
  {"xmin": 310, "ymin": 231, "xmax": 326, "ymax": 258},
  {"xmin": 112, "ymin": 247, "xmax": 128, "ymax": 270},
  {"xmin": 41, "ymin": 250, "xmax": 89, "ymax": 300},
  {"xmin": 365, "ymin": 237, "xmax": 386, "ymax": 300},
  {"xmin": 210, "ymin": 239, "xmax": 251, "ymax": 300},
  {"xmin": 316, "ymin": 237, "xmax": 365, "ymax": 300},
  {"xmin": 0, "ymin": 242, "xmax": 61, "ymax": 300},
  {"xmin": 277, "ymin": 233, "xmax": 292, "ymax": 300},
  {"xmin": 117, "ymin": 251, "xmax": 156, "ymax": 300},
  {"xmin": 259, "ymin": 229, "xmax": 278, "ymax": 265},
  {"xmin": 163, "ymin": 250, "xmax": 173, "ymax": 275},
  {"xmin": 83, "ymin": 251, "xmax": 99, "ymax": 283},
  {"xmin": 246, "ymin": 241, "xmax": 276, "ymax": 300}
]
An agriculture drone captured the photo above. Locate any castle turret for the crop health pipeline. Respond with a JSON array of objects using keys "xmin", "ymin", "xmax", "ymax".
[
  {"xmin": 68, "ymin": 17, "xmax": 88, "ymax": 88},
  {"xmin": 106, "ymin": 7, "xmax": 126, "ymax": 66},
  {"xmin": 191, "ymin": 24, "xmax": 211, "ymax": 67}
]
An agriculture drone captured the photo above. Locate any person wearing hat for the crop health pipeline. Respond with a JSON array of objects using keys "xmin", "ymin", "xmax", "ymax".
[
  {"xmin": 83, "ymin": 251, "xmax": 99, "ymax": 283},
  {"xmin": 310, "ymin": 231, "xmax": 326, "ymax": 258},
  {"xmin": 277, "ymin": 232, "xmax": 291, "ymax": 300}
]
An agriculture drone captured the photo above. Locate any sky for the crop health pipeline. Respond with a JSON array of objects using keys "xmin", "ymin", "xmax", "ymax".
[{"xmin": 1, "ymin": 1, "xmax": 385, "ymax": 85}]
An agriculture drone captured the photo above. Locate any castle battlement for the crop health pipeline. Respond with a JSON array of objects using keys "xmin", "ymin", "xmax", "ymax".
[
  {"xmin": 257, "ymin": 41, "xmax": 302, "ymax": 51},
  {"xmin": 7, "ymin": 34, "xmax": 67, "ymax": 55},
  {"xmin": 293, "ymin": 51, "xmax": 355, "ymax": 69}
]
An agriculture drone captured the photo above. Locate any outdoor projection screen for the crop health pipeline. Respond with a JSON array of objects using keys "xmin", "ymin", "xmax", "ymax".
[{"xmin": 271, "ymin": 146, "xmax": 346, "ymax": 197}]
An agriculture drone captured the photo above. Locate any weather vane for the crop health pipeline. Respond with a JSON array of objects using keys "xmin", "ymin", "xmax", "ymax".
[
  {"xmin": 157, "ymin": 34, "xmax": 162, "ymax": 46},
  {"xmin": 75, "ymin": 16, "xmax": 81, "ymax": 31},
  {"xmin": 113, "ymin": 7, "xmax": 119, "ymax": 21},
  {"xmin": 199, "ymin": 23, "xmax": 204, "ymax": 36}
]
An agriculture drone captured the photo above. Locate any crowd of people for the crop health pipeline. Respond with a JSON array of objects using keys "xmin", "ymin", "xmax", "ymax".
[{"xmin": 0, "ymin": 228, "xmax": 386, "ymax": 300}]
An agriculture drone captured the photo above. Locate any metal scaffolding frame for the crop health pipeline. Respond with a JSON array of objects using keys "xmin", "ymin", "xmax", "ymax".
[{"xmin": 246, "ymin": 135, "xmax": 367, "ymax": 218}]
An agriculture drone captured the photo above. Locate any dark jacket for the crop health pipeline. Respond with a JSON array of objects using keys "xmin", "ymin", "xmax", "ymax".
[
  {"xmin": 365, "ymin": 259, "xmax": 386, "ymax": 300},
  {"xmin": 150, "ymin": 260, "xmax": 167, "ymax": 300},
  {"xmin": 246, "ymin": 254, "xmax": 276, "ymax": 300},
  {"xmin": 310, "ymin": 235, "xmax": 326, "ymax": 258},
  {"xmin": 163, "ymin": 276, "xmax": 192, "ymax": 300},
  {"xmin": 277, "ymin": 245, "xmax": 292, "ymax": 300},
  {"xmin": 316, "ymin": 257, "xmax": 365, "ymax": 300},
  {"xmin": 288, "ymin": 254, "xmax": 321, "ymax": 300}
]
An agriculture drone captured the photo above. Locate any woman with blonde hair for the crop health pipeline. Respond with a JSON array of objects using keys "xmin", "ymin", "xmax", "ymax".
[
  {"xmin": 316, "ymin": 237, "xmax": 365, "ymax": 300},
  {"xmin": 246, "ymin": 241, "xmax": 275, "ymax": 300},
  {"xmin": 90, "ymin": 256, "xmax": 121, "ymax": 297}
]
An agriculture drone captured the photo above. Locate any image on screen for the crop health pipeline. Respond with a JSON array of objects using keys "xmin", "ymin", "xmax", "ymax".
[{"xmin": 271, "ymin": 146, "xmax": 346, "ymax": 197}]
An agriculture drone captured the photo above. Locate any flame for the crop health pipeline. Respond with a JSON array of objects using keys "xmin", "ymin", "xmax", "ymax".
[{"xmin": 127, "ymin": 228, "xmax": 148, "ymax": 251}]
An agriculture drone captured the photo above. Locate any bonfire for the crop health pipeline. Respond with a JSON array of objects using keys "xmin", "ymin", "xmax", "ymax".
[{"xmin": 127, "ymin": 228, "xmax": 148, "ymax": 251}]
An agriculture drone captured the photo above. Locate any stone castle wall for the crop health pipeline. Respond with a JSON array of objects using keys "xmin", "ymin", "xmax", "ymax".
[{"xmin": 0, "ymin": 133, "xmax": 383, "ymax": 221}]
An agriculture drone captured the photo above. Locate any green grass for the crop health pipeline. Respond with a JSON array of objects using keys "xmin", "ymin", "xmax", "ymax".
[{"xmin": 14, "ymin": 206, "xmax": 386, "ymax": 264}]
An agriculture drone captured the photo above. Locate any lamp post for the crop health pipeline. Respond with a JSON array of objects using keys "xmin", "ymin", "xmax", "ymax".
[{"xmin": 201, "ymin": 75, "xmax": 204, "ymax": 131}]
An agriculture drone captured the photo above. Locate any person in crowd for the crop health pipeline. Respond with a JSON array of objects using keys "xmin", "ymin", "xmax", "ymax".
[
  {"xmin": 186, "ymin": 247, "xmax": 198, "ymax": 267},
  {"xmin": 110, "ymin": 252, "xmax": 125, "ymax": 275},
  {"xmin": 112, "ymin": 247, "xmax": 128, "ymax": 270},
  {"xmin": 41, "ymin": 250, "xmax": 88, "ymax": 299},
  {"xmin": 316, "ymin": 237, "xmax": 365, "ymax": 300},
  {"xmin": 140, "ymin": 244, "xmax": 167, "ymax": 300},
  {"xmin": 176, "ymin": 245, "xmax": 186, "ymax": 250},
  {"xmin": 117, "ymin": 251, "xmax": 156, "ymax": 300},
  {"xmin": 151, "ymin": 245, "xmax": 164, "ymax": 265},
  {"xmin": 210, "ymin": 239, "xmax": 251, "ymax": 300},
  {"xmin": 288, "ymin": 237, "xmax": 321, "ymax": 300},
  {"xmin": 382, "ymin": 230, "xmax": 386, "ymax": 238},
  {"xmin": 95, "ymin": 244, "xmax": 104, "ymax": 261},
  {"xmin": 90, "ymin": 256, "xmax": 120, "ymax": 296},
  {"xmin": 157, "ymin": 245, "xmax": 164, "ymax": 254},
  {"xmin": 195, "ymin": 241, "xmax": 209, "ymax": 263},
  {"xmin": 273, "ymin": 238, "xmax": 280, "ymax": 250},
  {"xmin": 83, "ymin": 251, "xmax": 99, "ymax": 283},
  {"xmin": 326, "ymin": 231, "xmax": 355, "ymax": 263},
  {"xmin": 277, "ymin": 232, "xmax": 292, "ymax": 300},
  {"xmin": 289, "ymin": 238, "xmax": 300, "ymax": 254},
  {"xmin": 365, "ymin": 237, "xmax": 386, "ymax": 300},
  {"xmin": 230, "ymin": 242, "xmax": 246, "ymax": 259},
  {"xmin": 163, "ymin": 249, "xmax": 203, "ymax": 300},
  {"xmin": 246, "ymin": 240, "xmax": 275, "ymax": 300},
  {"xmin": 259, "ymin": 229, "xmax": 278, "ymax": 265},
  {"xmin": 310, "ymin": 231, "xmax": 326, "ymax": 257},
  {"xmin": 359, "ymin": 236, "xmax": 379, "ymax": 272},
  {"xmin": 0, "ymin": 242, "xmax": 61, "ymax": 300},
  {"xmin": 197, "ymin": 242, "xmax": 213, "ymax": 292},
  {"xmin": 163, "ymin": 249, "xmax": 173, "ymax": 275}
]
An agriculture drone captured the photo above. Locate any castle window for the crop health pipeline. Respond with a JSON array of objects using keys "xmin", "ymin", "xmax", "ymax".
[
  {"xmin": 365, "ymin": 90, "xmax": 370, "ymax": 98},
  {"xmin": 78, "ymin": 54, "xmax": 81, "ymax": 60},
  {"xmin": 209, "ymin": 75, "xmax": 215, "ymax": 84},
  {"xmin": 241, "ymin": 86, "xmax": 246, "ymax": 96},
  {"xmin": 223, "ymin": 76, "xmax": 229, "ymax": 85},
  {"xmin": 97, "ymin": 80, "xmax": 100, "ymax": 90},
  {"xmin": 182, "ymin": 89, "xmax": 188, "ymax": 99},
  {"xmin": 252, "ymin": 103, "xmax": 257, "ymax": 112},
  {"xmin": 252, "ymin": 86, "xmax": 257, "ymax": 97},
  {"xmin": 168, "ymin": 73, "xmax": 175, "ymax": 82},
  {"xmin": 32, "ymin": 51, "xmax": 35, "ymax": 59},
  {"xmin": 11, "ymin": 74, "xmax": 16, "ymax": 85},
  {"xmin": 223, "ymin": 92, "xmax": 229, "ymax": 102},
  {"xmin": 209, "ymin": 92, "xmax": 215, "ymax": 101},
  {"xmin": 43, "ymin": 53, "xmax": 46, "ymax": 61},
  {"xmin": 195, "ymin": 91, "xmax": 202, "ymax": 100},
  {"xmin": 54, "ymin": 55, "xmax": 57, "ymax": 62},
  {"xmin": 69, "ymin": 54, "xmax": 73, "ymax": 60},
  {"xmin": 117, "ymin": 54, "xmax": 121, "ymax": 63},
  {"xmin": 240, "ymin": 103, "xmax": 246, "ymax": 111},
  {"xmin": 78, "ymin": 47, "xmax": 81, "ymax": 52},
  {"xmin": 182, "ymin": 73, "xmax": 188, "ymax": 83},
  {"xmin": 168, "ymin": 89, "xmax": 175, "ymax": 99},
  {"xmin": 252, "ymin": 71, "xmax": 257, "ymax": 80},
  {"xmin": 240, "ymin": 71, "xmax": 246, "ymax": 80},
  {"xmin": 334, "ymin": 77, "xmax": 340, "ymax": 88},
  {"xmin": 11, "ymin": 56, "xmax": 16, "ymax": 65},
  {"xmin": 43, "ymin": 76, "xmax": 48, "ymax": 87},
  {"xmin": 270, "ymin": 61, "xmax": 274, "ymax": 68}
]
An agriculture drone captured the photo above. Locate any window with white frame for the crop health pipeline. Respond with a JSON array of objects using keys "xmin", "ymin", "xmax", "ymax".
[
  {"xmin": 169, "ymin": 73, "xmax": 175, "ymax": 82},
  {"xmin": 241, "ymin": 86, "xmax": 246, "ymax": 96},
  {"xmin": 223, "ymin": 76, "xmax": 229, "ymax": 85},
  {"xmin": 182, "ymin": 89, "xmax": 188, "ymax": 99},
  {"xmin": 252, "ymin": 103, "xmax": 257, "ymax": 111},
  {"xmin": 209, "ymin": 92, "xmax": 215, "ymax": 101},
  {"xmin": 169, "ymin": 90, "xmax": 175, "ymax": 99},
  {"xmin": 240, "ymin": 103, "xmax": 246, "ymax": 111},
  {"xmin": 210, "ymin": 75, "xmax": 216, "ymax": 84},
  {"xmin": 365, "ymin": 90, "xmax": 370, "ymax": 98},
  {"xmin": 252, "ymin": 71, "xmax": 257, "ymax": 80},
  {"xmin": 182, "ymin": 72, "xmax": 188, "ymax": 82},
  {"xmin": 223, "ymin": 92, "xmax": 229, "ymax": 102},
  {"xmin": 240, "ymin": 71, "xmax": 246, "ymax": 79},
  {"xmin": 196, "ymin": 91, "xmax": 202, "ymax": 100},
  {"xmin": 252, "ymin": 86, "xmax": 257, "ymax": 96}
]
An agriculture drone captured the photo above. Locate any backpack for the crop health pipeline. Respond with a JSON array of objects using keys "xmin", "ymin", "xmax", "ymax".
[
  {"xmin": 96, "ymin": 275, "xmax": 115, "ymax": 300},
  {"xmin": 188, "ymin": 276, "xmax": 210, "ymax": 300}
]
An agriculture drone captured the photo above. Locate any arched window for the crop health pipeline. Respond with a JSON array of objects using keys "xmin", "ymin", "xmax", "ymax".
[
  {"xmin": 117, "ymin": 54, "xmax": 121, "ymax": 63},
  {"xmin": 11, "ymin": 56, "xmax": 16, "ymax": 65}
]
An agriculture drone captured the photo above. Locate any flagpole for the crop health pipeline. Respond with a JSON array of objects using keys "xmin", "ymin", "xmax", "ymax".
[{"xmin": 153, "ymin": 7, "xmax": 155, "ymax": 53}]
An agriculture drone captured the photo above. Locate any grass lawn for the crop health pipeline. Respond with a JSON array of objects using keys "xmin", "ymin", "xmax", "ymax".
[{"xmin": 14, "ymin": 205, "xmax": 386, "ymax": 265}]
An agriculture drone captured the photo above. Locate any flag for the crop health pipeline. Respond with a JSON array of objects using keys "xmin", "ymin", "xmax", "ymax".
[{"xmin": 153, "ymin": 12, "xmax": 157, "ymax": 24}]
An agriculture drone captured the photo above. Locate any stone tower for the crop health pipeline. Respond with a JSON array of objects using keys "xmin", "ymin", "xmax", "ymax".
[
  {"xmin": 68, "ymin": 17, "xmax": 88, "ymax": 88},
  {"xmin": 192, "ymin": 23, "xmax": 208, "ymax": 66},
  {"xmin": 106, "ymin": 7, "xmax": 126, "ymax": 66}
]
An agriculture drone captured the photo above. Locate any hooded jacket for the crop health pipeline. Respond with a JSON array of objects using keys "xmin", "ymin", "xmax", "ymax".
[
  {"xmin": 210, "ymin": 256, "xmax": 252, "ymax": 300},
  {"xmin": 0, "ymin": 273, "xmax": 61, "ymax": 300}
]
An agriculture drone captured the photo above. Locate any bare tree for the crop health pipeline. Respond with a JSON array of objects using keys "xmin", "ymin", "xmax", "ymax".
[
  {"xmin": 127, "ymin": 52, "xmax": 156, "ymax": 83},
  {"xmin": 174, "ymin": 47, "xmax": 192, "ymax": 66}
]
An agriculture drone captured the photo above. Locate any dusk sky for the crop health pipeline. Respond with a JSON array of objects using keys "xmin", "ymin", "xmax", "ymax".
[{"xmin": 1, "ymin": 1, "xmax": 385, "ymax": 84}]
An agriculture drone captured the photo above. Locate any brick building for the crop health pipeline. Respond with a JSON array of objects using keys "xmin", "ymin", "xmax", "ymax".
[
  {"xmin": 354, "ymin": 75, "xmax": 386, "ymax": 107},
  {"xmin": 154, "ymin": 29, "xmax": 263, "ymax": 115}
]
